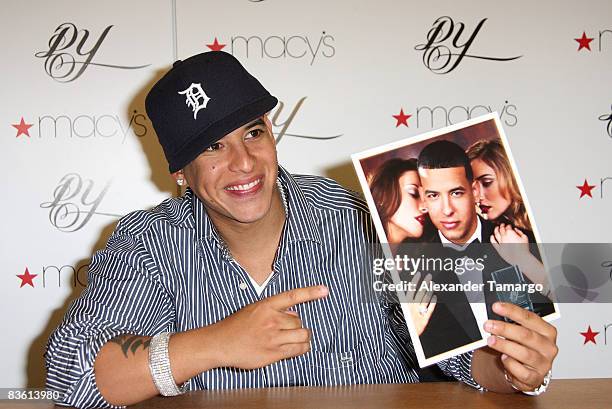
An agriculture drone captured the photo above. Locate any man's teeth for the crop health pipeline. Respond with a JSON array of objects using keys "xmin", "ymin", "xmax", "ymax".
[{"xmin": 226, "ymin": 179, "xmax": 261, "ymax": 191}]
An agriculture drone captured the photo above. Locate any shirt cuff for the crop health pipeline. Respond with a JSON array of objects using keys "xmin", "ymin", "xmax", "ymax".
[{"xmin": 437, "ymin": 350, "xmax": 486, "ymax": 391}]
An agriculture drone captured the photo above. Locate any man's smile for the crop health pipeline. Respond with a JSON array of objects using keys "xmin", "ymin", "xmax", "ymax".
[{"xmin": 224, "ymin": 176, "xmax": 264, "ymax": 196}]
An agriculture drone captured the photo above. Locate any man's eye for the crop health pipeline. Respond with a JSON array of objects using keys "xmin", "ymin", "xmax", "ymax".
[
  {"xmin": 246, "ymin": 129, "xmax": 263, "ymax": 139},
  {"xmin": 205, "ymin": 143, "xmax": 221, "ymax": 152},
  {"xmin": 451, "ymin": 191, "xmax": 464, "ymax": 197},
  {"xmin": 426, "ymin": 193, "xmax": 438, "ymax": 199}
]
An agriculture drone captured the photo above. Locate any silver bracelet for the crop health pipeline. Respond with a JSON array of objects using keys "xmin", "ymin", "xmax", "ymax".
[{"xmin": 148, "ymin": 332, "xmax": 186, "ymax": 396}]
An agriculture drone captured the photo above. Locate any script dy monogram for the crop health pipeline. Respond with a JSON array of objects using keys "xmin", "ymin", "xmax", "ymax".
[
  {"xmin": 35, "ymin": 23, "xmax": 149, "ymax": 82},
  {"xmin": 40, "ymin": 173, "xmax": 121, "ymax": 232},
  {"xmin": 415, "ymin": 16, "xmax": 522, "ymax": 74},
  {"xmin": 599, "ymin": 105, "xmax": 612, "ymax": 138}
]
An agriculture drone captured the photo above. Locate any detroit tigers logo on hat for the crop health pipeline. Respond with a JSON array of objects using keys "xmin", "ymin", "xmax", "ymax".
[{"xmin": 178, "ymin": 82, "xmax": 211, "ymax": 119}]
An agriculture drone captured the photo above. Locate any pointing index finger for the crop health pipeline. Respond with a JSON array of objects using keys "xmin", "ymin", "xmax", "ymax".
[{"xmin": 266, "ymin": 285, "xmax": 329, "ymax": 311}]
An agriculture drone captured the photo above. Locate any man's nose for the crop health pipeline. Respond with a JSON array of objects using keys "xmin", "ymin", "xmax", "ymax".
[
  {"xmin": 441, "ymin": 195, "xmax": 454, "ymax": 216},
  {"xmin": 227, "ymin": 141, "xmax": 255, "ymax": 173}
]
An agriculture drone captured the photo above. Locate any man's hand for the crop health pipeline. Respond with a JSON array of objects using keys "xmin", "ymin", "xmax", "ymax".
[
  {"xmin": 484, "ymin": 302, "xmax": 558, "ymax": 392},
  {"xmin": 94, "ymin": 285, "xmax": 328, "ymax": 406},
  {"xmin": 207, "ymin": 285, "xmax": 329, "ymax": 369}
]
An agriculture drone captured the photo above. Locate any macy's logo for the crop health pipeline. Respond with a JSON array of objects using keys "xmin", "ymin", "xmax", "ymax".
[
  {"xmin": 16, "ymin": 264, "xmax": 88, "ymax": 289},
  {"xmin": 580, "ymin": 324, "xmax": 612, "ymax": 345}
]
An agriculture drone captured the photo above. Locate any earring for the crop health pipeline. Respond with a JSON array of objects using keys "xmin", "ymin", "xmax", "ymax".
[
  {"xmin": 420, "ymin": 208, "xmax": 428, "ymax": 213},
  {"xmin": 177, "ymin": 178, "xmax": 185, "ymax": 186}
]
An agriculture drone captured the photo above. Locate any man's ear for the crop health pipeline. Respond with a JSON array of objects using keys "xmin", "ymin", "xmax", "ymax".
[
  {"xmin": 172, "ymin": 170, "xmax": 186, "ymax": 187},
  {"xmin": 263, "ymin": 113, "xmax": 273, "ymax": 135}
]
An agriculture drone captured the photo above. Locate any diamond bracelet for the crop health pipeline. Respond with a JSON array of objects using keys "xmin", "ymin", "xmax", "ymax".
[{"xmin": 148, "ymin": 332, "xmax": 187, "ymax": 396}]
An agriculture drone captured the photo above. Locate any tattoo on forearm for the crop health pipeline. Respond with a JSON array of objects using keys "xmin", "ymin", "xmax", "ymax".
[{"xmin": 109, "ymin": 335, "xmax": 152, "ymax": 358}]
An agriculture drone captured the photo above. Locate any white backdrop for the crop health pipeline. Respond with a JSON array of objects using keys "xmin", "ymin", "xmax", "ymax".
[{"xmin": 1, "ymin": 0, "xmax": 611, "ymax": 388}]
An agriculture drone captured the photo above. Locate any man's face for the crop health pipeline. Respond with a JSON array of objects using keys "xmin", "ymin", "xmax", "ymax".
[
  {"xmin": 418, "ymin": 166, "xmax": 479, "ymax": 244},
  {"xmin": 178, "ymin": 115, "xmax": 280, "ymax": 226}
]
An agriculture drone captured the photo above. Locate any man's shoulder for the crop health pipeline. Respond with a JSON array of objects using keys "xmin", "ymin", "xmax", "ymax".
[
  {"xmin": 114, "ymin": 194, "xmax": 192, "ymax": 238},
  {"xmin": 292, "ymin": 173, "xmax": 370, "ymax": 215}
]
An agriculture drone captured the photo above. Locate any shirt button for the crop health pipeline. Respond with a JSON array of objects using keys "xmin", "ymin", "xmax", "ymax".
[{"xmin": 239, "ymin": 282, "xmax": 248, "ymax": 290}]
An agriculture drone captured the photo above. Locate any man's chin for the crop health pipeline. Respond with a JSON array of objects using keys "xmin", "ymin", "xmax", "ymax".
[
  {"xmin": 439, "ymin": 230, "xmax": 467, "ymax": 244},
  {"xmin": 225, "ymin": 209, "xmax": 268, "ymax": 224}
]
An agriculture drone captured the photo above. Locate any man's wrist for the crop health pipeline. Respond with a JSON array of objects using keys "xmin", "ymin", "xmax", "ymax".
[
  {"xmin": 193, "ymin": 324, "xmax": 226, "ymax": 370},
  {"xmin": 167, "ymin": 325, "xmax": 224, "ymax": 383},
  {"xmin": 471, "ymin": 348, "xmax": 517, "ymax": 393},
  {"xmin": 505, "ymin": 369, "xmax": 552, "ymax": 396}
]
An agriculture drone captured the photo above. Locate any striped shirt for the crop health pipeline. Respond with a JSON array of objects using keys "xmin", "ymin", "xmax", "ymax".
[{"xmin": 45, "ymin": 166, "xmax": 479, "ymax": 408}]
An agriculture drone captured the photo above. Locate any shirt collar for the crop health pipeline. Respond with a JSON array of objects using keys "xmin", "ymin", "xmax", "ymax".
[
  {"xmin": 277, "ymin": 166, "xmax": 322, "ymax": 246},
  {"xmin": 438, "ymin": 216, "xmax": 482, "ymax": 250},
  {"xmin": 190, "ymin": 165, "xmax": 322, "ymax": 248}
]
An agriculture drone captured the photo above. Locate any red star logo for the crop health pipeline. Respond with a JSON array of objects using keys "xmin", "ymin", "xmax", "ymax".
[
  {"xmin": 11, "ymin": 117, "xmax": 33, "ymax": 138},
  {"xmin": 576, "ymin": 179, "xmax": 596, "ymax": 198},
  {"xmin": 575, "ymin": 31, "xmax": 594, "ymax": 51},
  {"xmin": 206, "ymin": 37, "xmax": 226, "ymax": 52},
  {"xmin": 580, "ymin": 325, "xmax": 599, "ymax": 344},
  {"xmin": 393, "ymin": 108, "xmax": 412, "ymax": 127},
  {"xmin": 16, "ymin": 267, "xmax": 38, "ymax": 288}
]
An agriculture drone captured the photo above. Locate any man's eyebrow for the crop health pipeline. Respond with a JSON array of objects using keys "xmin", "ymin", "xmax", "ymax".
[
  {"xmin": 424, "ymin": 189, "xmax": 439, "ymax": 195},
  {"xmin": 244, "ymin": 118, "xmax": 265, "ymax": 129},
  {"xmin": 450, "ymin": 186, "xmax": 466, "ymax": 192}
]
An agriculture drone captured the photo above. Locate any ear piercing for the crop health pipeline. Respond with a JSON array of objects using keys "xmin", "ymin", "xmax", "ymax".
[{"xmin": 177, "ymin": 178, "xmax": 185, "ymax": 186}]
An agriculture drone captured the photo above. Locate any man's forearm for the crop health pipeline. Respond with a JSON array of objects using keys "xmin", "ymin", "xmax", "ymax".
[
  {"xmin": 471, "ymin": 347, "xmax": 515, "ymax": 393},
  {"xmin": 93, "ymin": 326, "xmax": 219, "ymax": 406},
  {"xmin": 93, "ymin": 285, "xmax": 325, "ymax": 406}
]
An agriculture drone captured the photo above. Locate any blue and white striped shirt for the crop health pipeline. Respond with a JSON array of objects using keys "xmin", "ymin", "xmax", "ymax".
[{"xmin": 45, "ymin": 167, "xmax": 479, "ymax": 408}]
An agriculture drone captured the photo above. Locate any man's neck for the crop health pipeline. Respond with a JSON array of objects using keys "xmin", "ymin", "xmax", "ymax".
[
  {"xmin": 207, "ymin": 186, "xmax": 286, "ymax": 283},
  {"xmin": 214, "ymin": 189, "xmax": 285, "ymax": 249}
]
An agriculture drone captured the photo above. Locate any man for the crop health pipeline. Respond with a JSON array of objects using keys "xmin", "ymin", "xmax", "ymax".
[
  {"xmin": 45, "ymin": 52, "xmax": 557, "ymax": 409},
  {"xmin": 417, "ymin": 139, "xmax": 557, "ymax": 389}
]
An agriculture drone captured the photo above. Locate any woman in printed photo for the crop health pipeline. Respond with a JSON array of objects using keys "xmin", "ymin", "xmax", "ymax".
[
  {"xmin": 466, "ymin": 139, "xmax": 532, "ymax": 232},
  {"xmin": 369, "ymin": 158, "xmax": 432, "ymax": 243}
]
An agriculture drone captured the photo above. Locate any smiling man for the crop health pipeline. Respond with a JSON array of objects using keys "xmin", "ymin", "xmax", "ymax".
[{"xmin": 45, "ymin": 52, "xmax": 557, "ymax": 409}]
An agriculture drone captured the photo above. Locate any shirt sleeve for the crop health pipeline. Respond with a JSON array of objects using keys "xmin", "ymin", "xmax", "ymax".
[
  {"xmin": 45, "ymin": 225, "xmax": 175, "ymax": 409},
  {"xmin": 437, "ymin": 351, "xmax": 484, "ymax": 390}
]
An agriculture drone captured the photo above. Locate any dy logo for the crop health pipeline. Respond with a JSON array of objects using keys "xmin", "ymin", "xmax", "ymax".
[
  {"xmin": 40, "ymin": 173, "xmax": 121, "ymax": 232},
  {"xmin": 599, "ymin": 105, "xmax": 612, "ymax": 139},
  {"xmin": 35, "ymin": 22, "xmax": 150, "ymax": 82},
  {"xmin": 414, "ymin": 16, "xmax": 522, "ymax": 74}
]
